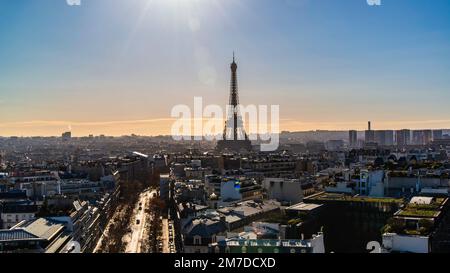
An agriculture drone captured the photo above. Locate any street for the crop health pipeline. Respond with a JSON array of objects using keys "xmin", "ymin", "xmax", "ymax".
[{"xmin": 125, "ymin": 188, "xmax": 156, "ymax": 253}]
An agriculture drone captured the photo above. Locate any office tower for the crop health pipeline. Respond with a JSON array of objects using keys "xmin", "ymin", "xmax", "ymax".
[
  {"xmin": 396, "ymin": 129, "xmax": 411, "ymax": 147},
  {"xmin": 412, "ymin": 130, "xmax": 433, "ymax": 145},
  {"xmin": 349, "ymin": 130, "xmax": 358, "ymax": 148},
  {"xmin": 375, "ymin": 130, "xmax": 394, "ymax": 146},
  {"xmin": 365, "ymin": 121, "xmax": 375, "ymax": 143},
  {"xmin": 412, "ymin": 130, "xmax": 424, "ymax": 145},
  {"xmin": 433, "ymin": 130, "xmax": 443, "ymax": 141},
  {"xmin": 217, "ymin": 54, "xmax": 252, "ymax": 152},
  {"xmin": 423, "ymin": 130, "xmax": 433, "ymax": 144}
]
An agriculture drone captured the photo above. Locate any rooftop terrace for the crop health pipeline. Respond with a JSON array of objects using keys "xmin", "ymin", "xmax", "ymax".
[
  {"xmin": 305, "ymin": 192, "xmax": 404, "ymax": 204},
  {"xmin": 396, "ymin": 197, "xmax": 447, "ymax": 218}
]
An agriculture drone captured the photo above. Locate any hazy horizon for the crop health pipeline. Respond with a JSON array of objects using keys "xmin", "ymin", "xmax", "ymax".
[{"xmin": 1, "ymin": 125, "xmax": 449, "ymax": 138}]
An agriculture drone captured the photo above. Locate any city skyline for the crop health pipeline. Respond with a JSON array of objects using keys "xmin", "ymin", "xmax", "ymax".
[{"xmin": 1, "ymin": 0, "xmax": 450, "ymax": 136}]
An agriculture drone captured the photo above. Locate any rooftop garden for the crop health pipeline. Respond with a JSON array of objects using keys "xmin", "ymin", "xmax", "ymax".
[
  {"xmin": 382, "ymin": 218, "xmax": 434, "ymax": 236},
  {"xmin": 398, "ymin": 208, "xmax": 439, "ymax": 218},
  {"xmin": 308, "ymin": 192, "xmax": 404, "ymax": 204},
  {"xmin": 382, "ymin": 197, "xmax": 447, "ymax": 236},
  {"xmin": 396, "ymin": 198, "xmax": 445, "ymax": 218},
  {"xmin": 262, "ymin": 211, "xmax": 309, "ymax": 226}
]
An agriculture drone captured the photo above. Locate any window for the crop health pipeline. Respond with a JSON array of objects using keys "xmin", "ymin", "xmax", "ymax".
[{"xmin": 193, "ymin": 235, "xmax": 202, "ymax": 245}]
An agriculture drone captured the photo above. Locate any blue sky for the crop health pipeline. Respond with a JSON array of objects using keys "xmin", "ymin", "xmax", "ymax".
[{"xmin": 0, "ymin": 0, "xmax": 449, "ymax": 136}]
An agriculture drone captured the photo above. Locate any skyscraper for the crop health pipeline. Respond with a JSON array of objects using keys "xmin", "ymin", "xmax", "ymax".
[
  {"xmin": 217, "ymin": 54, "xmax": 253, "ymax": 153},
  {"xmin": 374, "ymin": 130, "xmax": 394, "ymax": 146},
  {"xmin": 365, "ymin": 121, "xmax": 375, "ymax": 143},
  {"xmin": 396, "ymin": 129, "xmax": 411, "ymax": 147},
  {"xmin": 412, "ymin": 130, "xmax": 424, "ymax": 145},
  {"xmin": 423, "ymin": 130, "xmax": 433, "ymax": 145},
  {"xmin": 412, "ymin": 130, "xmax": 433, "ymax": 145},
  {"xmin": 349, "ymin": 130, "xmax": 358, "ymax": 148},
  {"xmin": 433, "ymin": 130, "xmax": 443, "ymax": 141}
]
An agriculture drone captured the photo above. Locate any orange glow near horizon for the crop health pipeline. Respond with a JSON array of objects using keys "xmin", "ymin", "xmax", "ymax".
[{"xmin": 1, "ymin": 118, "xmax": 450, "ymax": 137}]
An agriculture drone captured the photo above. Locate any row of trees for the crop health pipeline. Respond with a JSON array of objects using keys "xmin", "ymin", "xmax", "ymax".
[
  {"xmin": 96, "ymin": 178, "xmax": 147, "ymax": 253},
  {"xmin": 145, "ymin": 197, "xmax": 165, "ymax": 253},
  {"xmin": 96, "ymin": 162, "xmax": 162, "ymax": 253}
]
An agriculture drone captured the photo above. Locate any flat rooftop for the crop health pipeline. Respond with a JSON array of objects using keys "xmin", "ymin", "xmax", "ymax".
[
  {"xmin": 222, "ymin": 238, "xmax": 313, "ymax": 248},
  {"xmin": 305, "ymin": 192, "xmax": 404, "ymax": 204},
  {"xmin": 396, "ymin": 197, "xmax": 448, "ymax": 218},
  {"xmin": 286, "ymin": 202, "xmax": 323, "ymax": 211}
]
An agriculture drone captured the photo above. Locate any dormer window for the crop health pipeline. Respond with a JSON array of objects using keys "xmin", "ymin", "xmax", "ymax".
[{"xmin": 194, "ymin": 235, "xmax": 202, "ymax": 245}]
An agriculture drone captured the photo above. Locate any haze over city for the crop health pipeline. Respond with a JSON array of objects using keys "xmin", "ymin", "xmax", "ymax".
[
  {"xmin": 1, "ymin": 0, "xmax": 450, "ymax": 136},
  {"xmin": 4, "ymin": 0, "xmax": 450, "ymax": 262}
]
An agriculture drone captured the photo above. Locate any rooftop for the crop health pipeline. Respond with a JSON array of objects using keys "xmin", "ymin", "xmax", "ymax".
[
  {"xmin": 217, "ymin": 238, "xmax": 314, "ymax": 248},
  {"xmin": 305, "ymin": 192, "xmax": 403, "ymax": 204},
  {"xmin": 396, "ymin": 197, "xmax": 447, "ymax": 218},
  {"xmin": 286, "ymin": 202, "xmax": 323, "ymax": 212},
  {"xmin": 0, "ymin": 218, "xmax": 65, "ymax": 242},
  {"xmin": 0, "ymin": 230, "xmax": 40, "ymax": 242}
]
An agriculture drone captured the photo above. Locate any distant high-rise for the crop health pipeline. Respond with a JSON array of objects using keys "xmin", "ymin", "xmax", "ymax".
[
  {"xmin": 349, "ymin": 130, "xmax": 358, "ymax": 148},
  {"xmin": 412, "ymin": 130, "xmax": 433, "ymax": 145},
  {"xmin": 423, "ymin": 130, "xmax": 433, "ymax": 144},
  {"xmin": 364, "ymin": 121, "xmax": 375, "ymax": 143},
  {"xmin": 396, "ymin": 129, "xmax": 411, "ymax": 147},
  {"xmin": 433, "ymin": 130, "xmax": 443, "ymax": 141},
  {"xmin": 216, "ymin": 54, "xmax": 252, "ymax": 153},
  {"xmin": 375, "ymin": 130, "xmax": 394, "ymax": 146},
  {"xmin": 412, "ymin": 130, "xmax": 424, "ymax": 145},
  {"xmin": 62, "ymin": 131, "xmax": 72, "ymax": 141}
]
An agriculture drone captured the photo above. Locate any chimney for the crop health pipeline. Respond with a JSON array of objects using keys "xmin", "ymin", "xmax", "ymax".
[{"xmin": 368, "ymin": 121, "xmax": 372, "ymax": 131}]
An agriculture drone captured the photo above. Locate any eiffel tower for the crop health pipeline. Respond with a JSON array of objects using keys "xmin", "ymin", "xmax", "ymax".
[{"xmin": 216, "ymin": 54, "xmax": 253, "ymax": 153}]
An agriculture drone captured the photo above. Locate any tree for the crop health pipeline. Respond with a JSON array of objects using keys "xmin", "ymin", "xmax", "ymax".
[
  {"xmin": 418, "ymin": 219, "xmax": 433, "ymax": 232},
  {"xmin": 386, "ymin": 218, "xmax": 405, "ymax": 234}
]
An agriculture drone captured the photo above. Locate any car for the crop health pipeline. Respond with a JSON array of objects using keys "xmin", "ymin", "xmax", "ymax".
[
  {"xmin": 136, "ymin": 219, "xmax": 141, "ymax": 225},
  {"xmin": 139, "ymin": 207, "xmax": 142, "ymax": 211}
]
